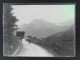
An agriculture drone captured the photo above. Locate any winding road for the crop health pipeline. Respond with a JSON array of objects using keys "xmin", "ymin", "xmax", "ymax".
[{"xmin": 12, "ymin": 39, "xmax": 54, "ymax": 57}]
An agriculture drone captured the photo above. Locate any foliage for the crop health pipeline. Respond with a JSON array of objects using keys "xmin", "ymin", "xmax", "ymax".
[
  {"xmin": 3, "ymin": 4, "xmax": 19, "ymax": 55},
  {"xmin": 27, "ymin": 36, "xmax": 32, "ymax": 39}
]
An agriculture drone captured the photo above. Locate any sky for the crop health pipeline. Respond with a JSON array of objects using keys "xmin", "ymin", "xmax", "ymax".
[{"xmin": 11, "ymin": 5, "xmax": 75, "ymax": 27}]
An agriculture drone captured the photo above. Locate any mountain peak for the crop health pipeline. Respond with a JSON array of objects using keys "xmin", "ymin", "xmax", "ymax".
[
  {"xmin": 30, "ymin": 19, "xmax": 55, "ymax": 27},
  {"xmin": 31, "ymin": 19, "xmax": 45, "ymax": 23}
]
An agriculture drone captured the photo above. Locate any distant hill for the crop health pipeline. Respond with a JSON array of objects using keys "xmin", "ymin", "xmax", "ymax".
[
  {"xmin": 44, "ymin": 26, "xmax": 74, "ymax": 55},
  {"xmin": 44, "ymin": 25, "xmax": 74, "ymax": 56},
  {"xmin": 45, "ymin": 25, "xmax": 74, "ymax": 44},
  {"xmin": 18, "ymin": 19, "xmax": 72, "ymax": 39},
  {"xmin": 56, "ymin": 19, "xmax": 74, "ymax": 26}
]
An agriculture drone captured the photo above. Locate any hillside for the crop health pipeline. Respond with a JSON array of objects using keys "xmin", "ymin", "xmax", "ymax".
[
  {"xmin": 56, "ymin": 19, "xmax": 74, "ymax": 26},
  {"xmin": 18, "ymin": 19, "xmax": 71, "ymax": 39},
  {"xmin": 42, "ymin": 25, "xmax": 74, "ymax": 56}
]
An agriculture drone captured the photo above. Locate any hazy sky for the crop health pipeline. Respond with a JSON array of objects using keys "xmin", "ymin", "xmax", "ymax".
[{"xmin": 12, "ymin": 5, "xmax": 75, "ymax": 27}]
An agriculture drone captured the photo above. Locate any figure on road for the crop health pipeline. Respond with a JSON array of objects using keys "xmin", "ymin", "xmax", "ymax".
[{"xmin": 25, "ymin": 38, "xmax": 31, "ymax": 44}]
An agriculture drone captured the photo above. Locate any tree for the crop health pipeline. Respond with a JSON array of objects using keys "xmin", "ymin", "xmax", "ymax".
[
  {"xmin": 33, "ymin": 37, "xmax": 37, "ymax": 40},
  {"xmin": 27, "ymin": 36, "xmax": 32, "ymax": 39},
  {"xmin": 3, "ymin": 4, "xmax": 18, "ymax": 50}
]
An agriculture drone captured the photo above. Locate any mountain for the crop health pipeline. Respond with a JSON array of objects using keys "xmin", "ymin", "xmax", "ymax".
[
  {"xmin": 44, "ymin": 25, "xmax": 74, "ymax": 50},
  {"xmin": 57, "ymin": 19, "xmax": 74, "ymax": 26},
  {"xmin": 18, "ymin": 19, "xmax": 71, "ymax": 39},
  {"xmin": 43, "ymin": 26, "xmax": 74, "ymax": 56}
]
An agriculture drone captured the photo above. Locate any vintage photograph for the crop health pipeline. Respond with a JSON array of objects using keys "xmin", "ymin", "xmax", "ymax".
[{"xmin": 3, "ymin": 3, "xmax": 75, "ymax": 57}]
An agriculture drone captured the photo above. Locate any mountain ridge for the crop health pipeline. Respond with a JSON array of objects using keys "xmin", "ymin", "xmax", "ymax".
[{"xmin": 18, "ymin": 19, "xmax": 72, "ymax": 39}]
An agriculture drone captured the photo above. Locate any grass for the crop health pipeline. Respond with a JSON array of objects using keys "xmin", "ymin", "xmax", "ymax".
[
  {"xmin": 4, "ymin": 36, "xmax": 21, "ymax": 56},
  {"xmin": 37, "ymin": 43, "xmax": 74, "ymax": 57}
]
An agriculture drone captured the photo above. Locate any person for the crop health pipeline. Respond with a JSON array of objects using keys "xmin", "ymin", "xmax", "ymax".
[
  {"xmin": 28, "ymin": 39, "xmax": 31, "ymax": 44},
  {"xmin": 21, "ymin": 36, "xmax": 24, "ymax": 42},
  {"xmin": 25, "ymin": 38, "xmax": 31, "ymax": 44}
]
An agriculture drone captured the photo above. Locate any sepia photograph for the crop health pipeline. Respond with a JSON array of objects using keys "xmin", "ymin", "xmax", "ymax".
[{"xmin": 3, "ymin": 3, "xmax": 75, "ymax": 57}]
